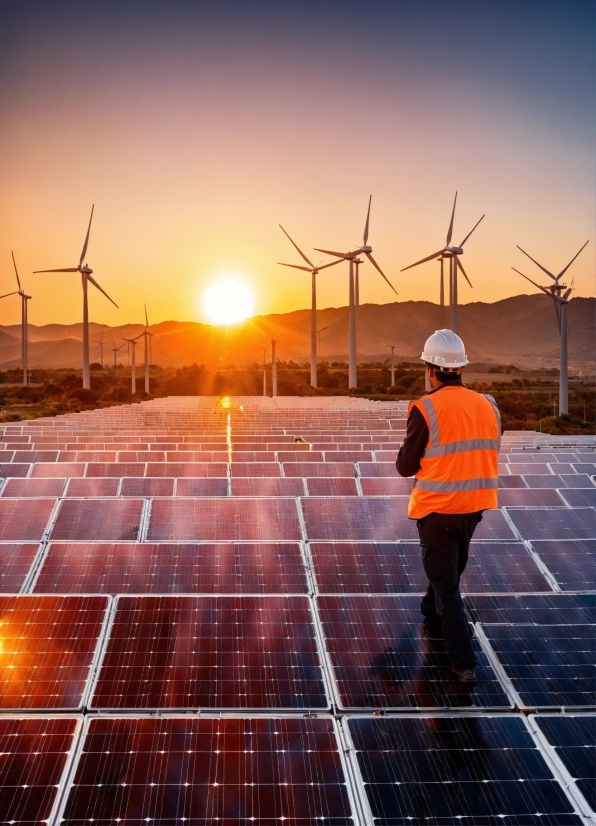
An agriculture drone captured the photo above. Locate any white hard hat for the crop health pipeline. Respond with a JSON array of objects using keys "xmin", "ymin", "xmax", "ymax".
[{"xmin": 421, "ymin": 329, "xmax": 468, "ymax": 369}]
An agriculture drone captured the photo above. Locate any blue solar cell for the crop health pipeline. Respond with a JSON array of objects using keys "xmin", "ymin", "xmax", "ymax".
[
  {"xmin": 530, "ymin": 539, "xmax": 596, "ymax": 591},
  {"xmin": 558, "ymin": 488, "xmax": 596, "ymax": 507},
  {"xmin": 507, "ymin": 508, "xmax": 595, "ymax": 540},
  {"xmin": 347, "ymin": 716, "xmax": 582, "ymax": 826},
  {"xmin": 317, "ymin": 594, "xmax": 510, "ymax": 710}
]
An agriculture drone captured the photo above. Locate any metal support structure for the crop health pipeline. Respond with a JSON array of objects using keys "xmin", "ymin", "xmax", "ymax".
[
  {"xmin": 450, "ymin": 256, "xmax": 458, "ymax": 333},
  {"xmin": 271, "ymin": 339, "xmax": 277, "ymax": 398},
  {"xmin": 127, "ymin": 340, "xmax": 137, "ymax": 394},
  {"xmin": 262, "ymin": 370, "xmax": 267, "ymax": 397},
  {"xmin": 82, "ymin": 275, "xmax": 90, "ymax": 388},
  {"xmin": 21, "ymin": 296, "xmax": 29, "ymax": 386},
  {"xmin": 439, "ymin": 258, "xmax": 444, "ymax": 307},
  {"xmin": 144, "ymin": 334, "xmax": 150, "ymax": 394},
  {"xmin": 348, "ymin": 260, "xmax": 357, "ymax": 389},
  {"xmin": 389, "ymin": 345, "xmax": 395, "ymax": 387},
  {"xmin": 310, "ymin": 272, "xmax": 317, "ymax": 388}
]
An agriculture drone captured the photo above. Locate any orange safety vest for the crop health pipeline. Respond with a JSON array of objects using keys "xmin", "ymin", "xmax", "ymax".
[{"xmin": 408, "ymin": 385, "xmax": 501, "ymax": 519}]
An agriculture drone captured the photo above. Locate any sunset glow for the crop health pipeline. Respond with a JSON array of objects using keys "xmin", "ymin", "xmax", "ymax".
[{"xmin": 203, "ymin": 280, "xmax": 255, "ymax": 325}]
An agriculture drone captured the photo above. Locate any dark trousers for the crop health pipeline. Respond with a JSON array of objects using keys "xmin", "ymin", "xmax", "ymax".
[{"xmin": 417, "ymin": 511, "xmax": 482, "ymax": 669}]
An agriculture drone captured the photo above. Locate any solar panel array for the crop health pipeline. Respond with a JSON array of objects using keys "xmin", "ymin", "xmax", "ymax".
[{"xmin": 0, "ymin": 394, "xmax": 593, "ymax": 825}]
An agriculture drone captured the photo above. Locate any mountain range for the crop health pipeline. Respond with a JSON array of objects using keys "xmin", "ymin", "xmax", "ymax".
[{"xmin": 0, "ymin": 295, "xmax": 593, "ymax": 373}]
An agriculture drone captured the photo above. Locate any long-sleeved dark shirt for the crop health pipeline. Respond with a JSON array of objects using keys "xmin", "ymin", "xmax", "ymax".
[{"xmin": 396, "ymin": 379, "xmax": 465, "ymax": 477}]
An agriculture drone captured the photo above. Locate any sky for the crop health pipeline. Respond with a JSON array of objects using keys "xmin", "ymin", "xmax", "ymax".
[{"xmin": 0, "ymin": 0, "xmax": 593, "ymax": 327}]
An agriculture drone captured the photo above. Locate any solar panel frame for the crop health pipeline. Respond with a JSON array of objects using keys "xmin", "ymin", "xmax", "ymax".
[
  {"xmin": 529, "ymin": 539, "xmax": 596, "ymax": 591},
  {"xmin": 55, "ymin": 714, "xmax": 358, "ymax": 826},
  {"xmin": 88, "ymin": 595, "xmax": 331, "ymax": 711},
  {"xmin": 0, "ymin": 715, "xmax": 83, "ymax": 826},
  {"xmin": 343, "ymin": 714, "xmax": 584, "ymax": 826}
]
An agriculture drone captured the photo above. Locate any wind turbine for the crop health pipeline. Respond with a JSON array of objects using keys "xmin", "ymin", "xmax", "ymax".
[
  {"xmin": 0, "ymin": 252, "xmax": 31, "ymax": 386},
  {"xmin": 512, "ymin": 240, "xmax": 589, "ymax": 416},
  {"xmin": 123, "ymin": 335, "xmax": 141, "ymax": 394},
  {"xmin": 111, "ymin": 339, "xmax": 125, "ymax": 368},
  {"xmin": 93, "ymin": 332, "xmax": 105, "ymax": 368},
  {"xmin": 401, "ymin": 193, "xmax": 484, "ymax": 332},
  {"xmin": 138, "ymin": 305, "xmax": 154, "ymax": 394},
  {"xmin": 315, "ymin": 196, "xmax": 398, "ymax": 389},
  {"xmin": 278, "ymin": 226, "xmax": 342, "ymax": 389},
  {"xmin": 33, "ymin": 205, "xmax": 118, "ymax": 389}
]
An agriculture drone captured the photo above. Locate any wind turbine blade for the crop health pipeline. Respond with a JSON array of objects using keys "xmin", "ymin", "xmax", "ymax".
[
  {"xmin": 0, "ymin": 291, "xmax": 19, "ymax": 299},
  {"xmin": 365, "ymin": 252, "xmax": 398, "ymax": 296},
  {"xmin": 277, "ymin": 262, "xmax": 312, "ymax": 272},
  {"xmin": 314, "ymin": 248, "xmax": 347, "ymax": 259},
  {"xmin": 516, "ymin": 246, "xmax": 557, "ymax": 281},
  {"xmin": 562, "ymin": 287, "xmax": 572, "ymax": 300},
  {"xmin": 87, "ymin": 274, "xmax": 119, "ymax": 308},
  {"xmin": 557, "ymin": 240, "xmax": 589, "ymax": 279},
  {"xmin": 446, "ymin": 192, "xmax": 457, "ymax": 245},
  {"xmin": 459, "ymin": 214, "xmax": 485, "ymax": 247},
  {"xmin": 11, "ymin": 252, "xmax": 22, "ymax": 291},
  {"xmin": 79, "ymin": 205, "xmax": 94, "ymax": 266},
  {"xmin": 400, "ymin": 249, "xmax": 445, "ymax": 271},
  {"xmin": 456, "ymin": 257, "xmax": 473, "ymax": 288},
  {"xmin": 33, "ymin": 268, "xmax": 79, "ymax": 273},
  {"xmin": 363, "ymin": 195, "xmax": 372, "ymax": 245},
  {"xmin": 145, "ymin": 304, "xmax": 149, "ymax": 327},
  {"xmin": 279, "ymin": 225, "xmax": 314, "ymax": 268},
  {"xmin": 318, "ymin": 258, "xmax": 344, "ymax": 270},
  {"xmin": 512, "ymin": 267, "xmax": 551, "ymax": 296}
]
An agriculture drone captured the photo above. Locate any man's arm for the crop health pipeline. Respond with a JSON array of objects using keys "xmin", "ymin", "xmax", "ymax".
[{"xmin": 396, "ymin": 406, "xmax": 429, "ymax": 477}]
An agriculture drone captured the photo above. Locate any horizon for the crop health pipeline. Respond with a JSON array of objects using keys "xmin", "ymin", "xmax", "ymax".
[{"xmin": 0, "ymin": 1, "xmax": 593, "ymax": 329}]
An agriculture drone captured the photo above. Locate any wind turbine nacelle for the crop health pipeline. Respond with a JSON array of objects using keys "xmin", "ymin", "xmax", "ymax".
[
  {"xmin": 445, "ymin": 246, "xmax": 464, "ymax": 255},
  {"xmin": 361, "ymin": 245, "xmax": 372, "ymax": 253},
  {"xmin": 80, "ymin": 265, "xmax": 93, "ymax": 274}
]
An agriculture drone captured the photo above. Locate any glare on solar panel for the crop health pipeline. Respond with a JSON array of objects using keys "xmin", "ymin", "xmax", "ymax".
[
  {"xmin": 0, "ymin": 716, "xmax": 80, "ymax": 825},
  {"xmin": 89, "ymin": 596, "xmax": 327, "ymax": 709},
  {"xmin": 317, "ymin": 594, "xmax": 510, "ymax": 710},
  {"xmin": 34, "ymin": 542, "xmax": 308, "ymax": 594},
  {"xmin": 0, "ymin": 595, "xmax": 109, "ymax": 709},
  {"xmin": 302, "ymin": 497, "xmax": 417, "ymax": 541},
  {"xmin": 58, "ymin": 717, "xmax": 353, "ymax": 824},
  {"xmin": 346, "ymin": 715, "xmax": 582, "ymax": 826}
]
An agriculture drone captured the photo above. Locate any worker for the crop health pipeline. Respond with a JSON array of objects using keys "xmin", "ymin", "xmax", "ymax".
[{"xmin": 396, "ymin": 329, "xmax": 501, "ymax": 684}]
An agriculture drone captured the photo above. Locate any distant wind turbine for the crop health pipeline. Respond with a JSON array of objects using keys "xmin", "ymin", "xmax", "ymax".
[
  {"xmin": 278, "ymin": 226, "xmax": 342, "ymax": 388},
  {"xmin": 123, "ymin": 335, "xmax": 141, "ymax": 394},
  {"xmin": 401, "ymin": 192, "xmax": 484, "ymax": 332},
  {"xmin": 512, "ymin": 239, "xmax": 589, "ymax": 416},
  {"xmin": 138, "ymin": 305, "xmax": 154, "ymax": 394},
  {"xmin": 0, "ymin": 252, "xmax": 31, "ymax": 386},
  {"xmin": 33, "ymin": 205, "xmax": 118, "ymax": 389},
  {"xmin": 111, "ymin": 339, "xmax": 125, "ymax": 368},
  {"xmin": 93, "ymin": 332, "xmax": 106, "ymax": 368},
  {"xmin": 315, "ymin": 196, "xmax": 398, "ymax": 388}
]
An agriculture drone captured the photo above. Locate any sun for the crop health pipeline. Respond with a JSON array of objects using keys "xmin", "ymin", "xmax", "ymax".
[{"xmin": 203, "ymin": 279, "xmax": 255, "ymax": 325}]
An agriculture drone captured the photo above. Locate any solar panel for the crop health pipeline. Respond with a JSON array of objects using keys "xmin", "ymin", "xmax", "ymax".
[
  {"xmin": 507, "ymin": 508, "xmax": 596, "ymax": 540},
  {"xmin": 302, "ymin": 497, "xmax": 417, "ymax": 541},
  {"xmin": 0, "ymin": 595, "xmax": 109, "ymax": 709},
  {"xmin": 0, "ymin": 543, "xmax": 40, "ymax": 592},
  {"xmin": 58, "ymin": 717, "xmax": 353, "ymax": 824},
  {"xmin": 283, "ymin": 462, "xmax": 355, "ymax": 477},
  {"xmin": 0, "ymin": 463, "xmax": 31, "ymax": 477},
  {"xmin": 498, "ymin": 475, "xmax": 528, "ymax": 488},
  {"xmin": 119, "ymin": 477, "xmax": 174, "ymax": 497},
  {"xmin": 558, "ymin": 488, "xmax": 596, "ymax": 507},
  {"xmin": 559, "ymin": 473, "xmax": 596, "ymax": 488},
  {"xmin": 0, "ymin": 477, "xmax": 65, "ymax": 497},
  {"xmin": 31, "ymin": 462, "xmax": 85, "ymax": 478},
  {"xmin": 89, "ymin": 596, "xmax": 328, "ymax": 710},
  {"xmin": 498, "ymin": 488, "xmax": 565, "ymax": 507},
  {"xmin": 360, "ymin": 477, "xmax": 414, "ymax": 495},
  {"xmin": 533, "ymin": 714, "xmax": 596, "ymax": 814},
  {"xmin": 231, "ymin": 477, "xmax": 305, "ymax": 496},
  {"xmin": 305, "ymin": 477, "xmax": 358, "ymax": 496},
  {"xmin": 230, "ymin": 462, "xmax": 282, "ymax": 477},
  {"xmin": 65, "ymin": 477, "xmax": 120, "ymax": 497},
  {"xmin": 0, "ymin": 498, "xmax": 56, "ymax": 541},
  {"xmin": 0, "ymin": 716, "xmax": 80, "ymax": 825},
  {"xmin": 147, "ymin": 498, "xmax": 302, "ymax": 541},
  {"xmin": 317, "ymin": 595, "xmax": 511, "ymax": 709},
  {"xmin": 468, "ymin": 594, "xmax": 595, "ymax": 709},
  {"xmin": 51, "ymin": 499, "xmax": 144, "ymax": 541},
  {"xmin": 175, "ymin": 477, "xmax": 229, "ymax": 496},
  {"xmin": 35, "ymin": 542, "xmax": 308, "ymax": 594},
  {"xmin": 529, "ymin": 539, "xmax": 596, "ymax": 591},
  {"xmin": 473, "ymin": 510, "xmax": 517, "ymax": 540},
  {"xmin": 86, "ymin": 462, "xmax": 145, "ymax": 477},
  {"xmin": 147, "ymin": 462, "xmax": 229, "ymax": 477},
  {"xmin": 357, "ymin": 462, "xmax": 397, "ymax": 477},
  {"xmin": 346, "ymin": 716, "xmax": 582, "ymax": 826}
]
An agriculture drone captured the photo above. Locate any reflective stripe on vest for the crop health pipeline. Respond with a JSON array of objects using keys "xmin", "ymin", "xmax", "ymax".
[{"xmin": 415, "ymin": 477, "xmax": 499, "ymax": 492}]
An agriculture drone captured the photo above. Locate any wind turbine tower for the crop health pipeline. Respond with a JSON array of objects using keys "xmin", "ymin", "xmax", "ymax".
[
  {"xmin": 315, "ymin": 196, "xmax": 397, "ymax": 389},
  {"xmin": 512, "ymin": 240, "xmax": 588, "ymax": 415},
  {"xmin": 111, "ymin": 340, "xmax": 125, "ymax": 368},
  {"xmin": 401, "ymin": 193, "xmax": 484, "ymax": 333},
  {"xmin": 278, "ymin": 226, "xmax": 341, "ymax": 388},
  {"xmin": 33, "ymin": 206, "xmax": 118, "ymax": 389},
  {"xmin": 271, "ymin": 339, "xmax": 277, "ymax": 398},
  {"xmin": 140, "ymin": 305, "xmax": 154, "ymax": 394},
  {"xmin": 124, "ymin": 336, "xmax": 140, "ymax": 394},
  {"xmin": 0, "ymin": 253, "xmax": 31, "ymax": 386}
]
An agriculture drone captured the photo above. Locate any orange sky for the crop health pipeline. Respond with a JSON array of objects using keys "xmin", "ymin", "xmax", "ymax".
[{"xmin": 0, "ymin": 1, "xmax": 593, "ymax": 328}]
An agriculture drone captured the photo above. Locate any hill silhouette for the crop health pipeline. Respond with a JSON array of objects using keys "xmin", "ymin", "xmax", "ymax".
[{"xmin": 0, "ymin": 294, "xmax": 593, "ymax": 372}]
